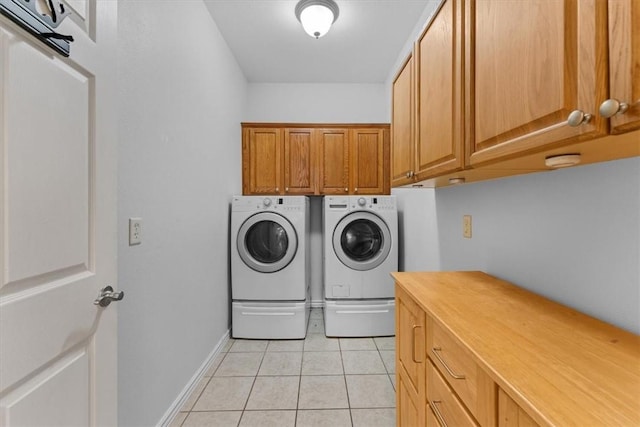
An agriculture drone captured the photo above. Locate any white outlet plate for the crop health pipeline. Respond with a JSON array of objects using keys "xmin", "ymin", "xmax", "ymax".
[
  {"xmin": 129, "ymin": 218, "xmax": 142, "ymax": 245},
  {"xmin": 463, "ymin": 215, "xmax": 472, "ymax": 238}
]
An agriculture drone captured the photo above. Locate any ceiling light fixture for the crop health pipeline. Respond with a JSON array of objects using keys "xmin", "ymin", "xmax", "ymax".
[{"xmin": 295, "ymin": 0, "xmax": 339, "ymax": 39}]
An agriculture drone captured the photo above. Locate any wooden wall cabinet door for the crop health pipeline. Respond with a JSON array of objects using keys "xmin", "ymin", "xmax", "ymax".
[
  {"xmin": 601, "ymin": 0, "xmax": 640, "ymax": 134},
  {"xmin": 318, "ymin": 128, "xmax": 350, "ymax": 195},
  {"xmin": 416, "ymin": 0, "xmax": 465, "ymax": 179},
  {"xmin": 243, "ymin": 124, "xmax": 390, "ymax": 195},
  {"xmin": 396, "ymin": 286, "xmax": 426, "ymax": 426},
  {"xmin": 467, "ymin": 0, "xmax": 608, "ymax": 167},
  {"xmin": 242, "ymin": 127, "xmax": 283, "ymax": 194},
  {"xmin": 392, "ymin": 53, "xmax": 415, "ymax": 186},
  {"xmin": 284, "ymin": 128, "xmax": 316, "ymax": 194},
  {"xmin": 350, "ymin": 129, "xmax": 389, "ymax": 195}
]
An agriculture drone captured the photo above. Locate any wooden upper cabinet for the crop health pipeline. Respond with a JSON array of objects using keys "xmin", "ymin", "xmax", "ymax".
[
  {"xmin": 603, "ymin": 0, "xmax": 640, "ymax": 134},
  {"xmin": 284, "ymin": 128, "xmax": 316, "ymax": 194},
  {"xmin": 391, "ymin": 53, "xmax": 415, "ymax": 187},
  {"xmin": 242, "ymin": 127, "xmax": 282, "ymax": 194},
  {"xmin": 467, "ymin": 0, "xmax": 608, "ymax": 167},
  {"xmin": 318, "ymin": 128, "xmax": 350, "ymax": 195},
  {"xmin": 243, "ymin": 124, "xmax": 390, "ymax": 195},
  {"xmin": 350, "ymin": 129, "xmax": 389, "ymax": 195},
  {"xmin": 416, "ymin": 0, "xmax": 465, "ymax": 178}
]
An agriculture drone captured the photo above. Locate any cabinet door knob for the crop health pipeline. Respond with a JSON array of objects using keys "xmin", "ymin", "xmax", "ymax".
[
  {"xmin": 406, "ymin": 171, "xmax": 411, "ymax": 178},
  {"xmin": 354, "ymin": 188, "xmax": 358, "ymax": 193},
  {"xmin": 567, "ymin": 109, "xmax": 592, "ymax": 127},
  {"xmin": 344, "ymin": 188, "xmax": 348, "ymax": 192},
  {"xmin": 599, "ymin": 99, "xmax": 629, "ymax": 118},
  {"xmin": 285, "ymin": 187, "xmax": 289, "ymax": 192},
  {"xmin": 275, "ymin": 187, "xmax": 279, "ymax": 192}
]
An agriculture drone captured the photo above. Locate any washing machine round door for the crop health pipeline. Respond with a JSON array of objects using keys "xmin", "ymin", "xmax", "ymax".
[
  {"xmin": 237, "ymin": 212, "xmax": 298, "ymax": 273},
  {"xmin": 332, "ymin": 211, "xmax": 391, "ymax": 271}
]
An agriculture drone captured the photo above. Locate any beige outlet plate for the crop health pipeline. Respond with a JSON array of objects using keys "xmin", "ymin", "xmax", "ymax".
[{"xmin": 463, "ymin": 215, "xmax": 472, "ymax": 238}]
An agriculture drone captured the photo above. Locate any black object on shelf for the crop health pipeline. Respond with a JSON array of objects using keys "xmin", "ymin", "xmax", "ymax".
[{"xmin": 0, "ymin": 0, "xmax": 73, "ymax": 57}]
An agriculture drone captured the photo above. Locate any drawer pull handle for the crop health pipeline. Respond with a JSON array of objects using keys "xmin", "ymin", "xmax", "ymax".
[
  {"xmin": 411, "ymin": 325, "xmax": 422, "ymax": 363},
  {"xmin": 431, "ymin": 347, "xmax": 466, "ymax": 379},
  {"xmin": 430, "ymin": 400, "xmax": 449, "ymax": 427}
]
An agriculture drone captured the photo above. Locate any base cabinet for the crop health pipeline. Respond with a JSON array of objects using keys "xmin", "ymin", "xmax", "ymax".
[
  {"xmin": 498, "ymin": 389, "xmax": 539, "ymax": 427},
  {"xmin": 393, "ymin": 271, "xmax": 640, "ymax": 427},
  {"xmin": 395, "ymin": 286, "xmax": 426, "ymax": 425},
  {"xmin": 397, "ymin": 372, "xmax": 424, "ymax": 427}
]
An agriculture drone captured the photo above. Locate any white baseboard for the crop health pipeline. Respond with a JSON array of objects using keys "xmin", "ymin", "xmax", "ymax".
[{"xmin": 157, "ymin": 329, "xmax": 231, "ymax": 427}]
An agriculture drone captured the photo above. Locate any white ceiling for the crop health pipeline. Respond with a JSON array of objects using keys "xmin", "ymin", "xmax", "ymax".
[{"xmin": 203, "ymin": 0, "xmax": 434, "ymax": 84}]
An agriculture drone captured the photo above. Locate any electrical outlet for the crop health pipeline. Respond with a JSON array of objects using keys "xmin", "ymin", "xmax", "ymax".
[
  {"xmin": 463, "ymin": 215, "xmax": 472, "ymax": 238},
  {"xmin": 129, "ymin": 218, "xmax": 142, "ymax": 245}
]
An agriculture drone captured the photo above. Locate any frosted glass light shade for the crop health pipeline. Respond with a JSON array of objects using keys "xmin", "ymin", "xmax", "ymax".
[{"xmin": 295, "ymin": 0, "xmax": 339, "ymax": 39}]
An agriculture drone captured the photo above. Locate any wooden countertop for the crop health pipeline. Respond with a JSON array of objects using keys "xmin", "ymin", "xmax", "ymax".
[{"xmin": 392, "ymin": 271, "xmax": 640, "ymax": 426}]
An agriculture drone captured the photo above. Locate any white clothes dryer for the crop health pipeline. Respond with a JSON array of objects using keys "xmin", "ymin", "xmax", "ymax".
[
  {"xmin": 231, "ymin": 195, "xmax": 310, "ymax": 339},
  {"xmin": 323, "ymin": 195, "xmax": 398, "ymax": 337}
]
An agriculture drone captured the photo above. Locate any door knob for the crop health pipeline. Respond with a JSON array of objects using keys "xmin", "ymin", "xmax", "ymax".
[{"xmin": 94, "ymin": 285, "xmax": 124, "ymax": 308}]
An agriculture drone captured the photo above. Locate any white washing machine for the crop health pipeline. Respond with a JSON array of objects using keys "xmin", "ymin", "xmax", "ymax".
[
  {"xmin": 231, "ymin": 195, "xmax": 310, "ymax": 339},
  {"xmin": 323, "ymin": 195, "xmax": 398, "ymax": 337}
]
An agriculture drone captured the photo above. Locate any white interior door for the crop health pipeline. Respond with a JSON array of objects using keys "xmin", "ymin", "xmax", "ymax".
[{"xmin": 0, "ymin": 0, "xmax": 118, "ymax": 425}]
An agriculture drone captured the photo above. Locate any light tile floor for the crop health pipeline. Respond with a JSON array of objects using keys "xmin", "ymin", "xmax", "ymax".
[{"xmin": 170, "ymin": 308, "xmax": 396, "ymax": 427}]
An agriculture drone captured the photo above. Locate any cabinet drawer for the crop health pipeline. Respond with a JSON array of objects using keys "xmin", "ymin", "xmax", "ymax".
[
  {"xmin": 427, "ymin": 316, "xmax": 496, "ymax": 425},
  {"xmin": 426, "ymin": 403, "xmax": 440, "ymax": 427},
  {"xmin": 428, "ymin": 317, "xmax": 478, "ymax": 408},
  {"xmin": 427, "ymin": 360, "xmax": 479, "ymax": 427}
]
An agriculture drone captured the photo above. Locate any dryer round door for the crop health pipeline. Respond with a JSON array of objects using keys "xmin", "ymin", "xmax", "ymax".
[
  {"xmin": 237, "ymin": 212, "xmax": 298, "ymax": 273},
  {"xmin": 332, "ymin": 211, "xmax": 392, "ymax": 271}
]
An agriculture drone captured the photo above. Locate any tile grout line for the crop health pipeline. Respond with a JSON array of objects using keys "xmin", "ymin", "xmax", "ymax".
[
  {"xmin": 338, "ymin": 337, "xmax": 355, "ymax": 426},
  {"xmin": 239, "ymin": 343, "xmax": 268, "ymax": 425},
  {"xmin": 176, "ymin": 311, "xmax": 396, "ymax": 427}
]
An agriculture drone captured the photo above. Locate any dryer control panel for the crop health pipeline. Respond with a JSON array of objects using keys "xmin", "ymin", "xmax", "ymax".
[
  {"xmin": 232, "ymin": 195, "xmax": 308, "ymax": 213},
  {"xmin": 349, "ymin": 196, "xmax": 396, "ymax": 211}
]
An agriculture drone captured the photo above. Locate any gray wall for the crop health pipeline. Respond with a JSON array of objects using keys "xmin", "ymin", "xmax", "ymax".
[
  {"xmin": 117, "ymin": 2, "xmax": 246, "ymax": 425},
  {"xmin": 391, "ymin": 187, "xmax": 440, "ymax": 272},
  {"xmin": 246, "ymin": 83, "xmax": 389, "ymax": 123},
  {"xmin": 395, "ymin": 159, "xmax": 640, "ymax": 334},
  {"xmin": 435, "ymin": 157, "xmax": 640, "ymax": 334}
]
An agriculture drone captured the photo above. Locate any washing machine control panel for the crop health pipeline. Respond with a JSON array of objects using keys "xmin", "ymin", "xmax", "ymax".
[
  {"xmin": 347, "ymin": 196, "xmax": 396, "ymax": 211},
  {"xmin": 256, "ymin": 196, "xmax": 306, "ymax": 212}
]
